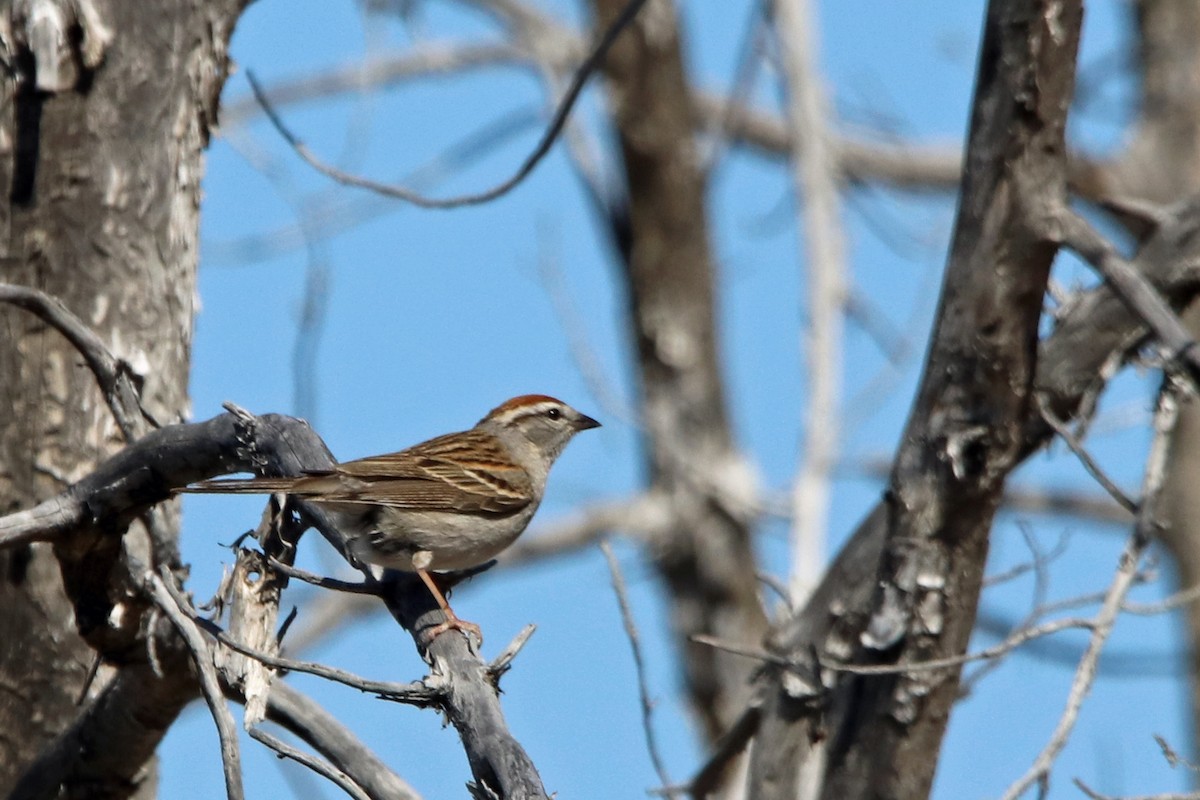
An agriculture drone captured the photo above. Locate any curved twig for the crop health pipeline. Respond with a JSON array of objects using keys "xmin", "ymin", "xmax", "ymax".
[{"xmin": 247, "ymin": 0, "xmax": 649, "ymax": 209}]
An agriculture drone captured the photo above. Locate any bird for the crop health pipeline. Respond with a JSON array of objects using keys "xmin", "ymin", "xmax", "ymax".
[{"xmin": 184, "ymin": 395, "xmax": 600, "ymax": 642}]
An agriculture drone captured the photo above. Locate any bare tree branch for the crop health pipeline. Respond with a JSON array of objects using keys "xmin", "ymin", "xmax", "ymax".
[
  {"xmin": 1059, "ymin": 208, "xmax": 1200, "ymax": 384},
  {"xmin": 771, "ymin": 0, "xmax": 847, "ymax": 607},
  {"xmin": 1037, "ymin": 396, "xmax": 1139, "ymax": 514},
  {"xmin": 148, "ymin": 569, "xmax": 245, "ymax": 800},
  {"xmin": 1073, "ymin": 780, "xmax": 1200, "ymax": 800},
  {"xmin": 600, "ymin": 540, "xmax": 672, "ymax": 790},
  {"xmin": 229, "ymin": 47, "xmax": 969, "ymax": 193},
  {"xmin": 247, "ymin": 0, "xmax": 649, "ymax": 208},
  {"xmin": 249, "ymin": 727, "xmax": 371, "ymax": 800},
  {"xmin": 221, "ymin": 43, "xmax": 527, "ymax": 126},
  {"xmin": 0, "ymin": 283, "xmax": 156, "ymax": 438},
  {"xmin": 1002, "ymin": 384, "xmax": 1181, "ymax": 799}
]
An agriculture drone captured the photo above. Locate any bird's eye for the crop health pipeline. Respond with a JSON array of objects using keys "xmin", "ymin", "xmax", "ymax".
[{"xmin": 546, "ymin": 407, "xmax": 562, "ymax": 421}]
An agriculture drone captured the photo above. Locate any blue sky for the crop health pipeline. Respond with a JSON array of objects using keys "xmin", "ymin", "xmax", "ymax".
[{"xmin": 161, "ymin": 1, "xmax": 1188, "ymax": 797}]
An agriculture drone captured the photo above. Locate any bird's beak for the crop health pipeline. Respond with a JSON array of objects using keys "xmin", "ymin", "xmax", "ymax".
[{"xmin": 576, "ymin": 413, "xmax": 601, "ymax": 431}]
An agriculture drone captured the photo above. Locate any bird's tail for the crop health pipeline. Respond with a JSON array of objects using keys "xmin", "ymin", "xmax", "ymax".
[{"xmin": 179, "ymin": 477, "xmax": 298, "ymax": 495}]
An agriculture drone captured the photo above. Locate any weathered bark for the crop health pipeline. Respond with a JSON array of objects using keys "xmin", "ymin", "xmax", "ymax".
[
  {"xmin": 589, "ymin": 0, "xmax": 770, "ymax": 745},
  {"xmin": 0, "ymin": 1, "xmax": 246, "ymax": 795},
  {"xmin": 747, "ymin": 2, "xmax": 1082, "ymax": 798}
]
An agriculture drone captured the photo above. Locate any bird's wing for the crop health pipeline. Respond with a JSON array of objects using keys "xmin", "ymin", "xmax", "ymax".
[{"xmin": 324, "ymin": 432, "xmax": 533, "ymax": 514}]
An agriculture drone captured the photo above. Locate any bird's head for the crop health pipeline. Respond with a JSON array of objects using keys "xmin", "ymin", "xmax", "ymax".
[{"xmin": 479, "ymin": 394, "xmax": 600, "ymax": 465}]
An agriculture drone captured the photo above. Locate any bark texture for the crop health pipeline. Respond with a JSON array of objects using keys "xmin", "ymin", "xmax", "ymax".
[{"xmin": 0, "ymin": 1, "xmax": 245, "ymax": 795}]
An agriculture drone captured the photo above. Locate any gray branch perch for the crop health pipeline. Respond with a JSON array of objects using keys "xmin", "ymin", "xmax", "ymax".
[{"xmin": 0, "ymin": 409, "xmax": 548, "ymax": 799}]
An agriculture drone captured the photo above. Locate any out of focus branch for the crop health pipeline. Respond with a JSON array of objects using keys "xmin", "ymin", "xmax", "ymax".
[
  {"xmin": 1058, "ymin": 208, "xmax": 1200, "ymax": 384},
  {"xmin": 226, "ymin": 48, "xmax": 968, "ymax": 194},
  {"xmin": 772, "ymin": 0, "xmax": 848, "ymax": 606},
  {"xmin": 590, "ymin": 0, "xmax": 770, "ymax": 752},
  {"xmin": 248, "ymin": 0, "xmax": 649, "ymax": 208},
  {"xmin": 222, "ymin": 43, "xmax": 527, "ymax": 126}
]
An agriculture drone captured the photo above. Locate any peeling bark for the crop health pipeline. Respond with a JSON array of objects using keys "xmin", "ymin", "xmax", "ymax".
[{"xmin": 0, "ymin": 0, "xmax": 247, "ymax": 795}]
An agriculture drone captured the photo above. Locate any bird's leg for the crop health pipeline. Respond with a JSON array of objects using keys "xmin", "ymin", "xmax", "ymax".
[{"xmin": 416, "ymin": 567, "xmax": 483, "ymax": 645}]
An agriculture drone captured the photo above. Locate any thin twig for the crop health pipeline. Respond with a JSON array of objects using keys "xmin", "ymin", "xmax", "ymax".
[
  {"xmin": 600, "ymin": 540, "xmax": 673, "ymax": 790},
  {"xmin": 147, "ymin": 569, "xmax": 245, "ymax": 800},
  {"xmin": 265, "ymin": 555, "xmax": 381, "ymax": 594},
  {"xmin": 1155, "ymin": 734, "xmax": 1200, "ymax": 773},
  {"xmin": 695, "ymin": 614, "xmax": 1096, "ymax": 676},
  {"xmin": 1124, "ymin": 582, "xmax": 1200, "ymax": 615},
  {"xmin": 210, "ymin": 107, "xmax": 542, "ymax": 265},
  {"xmin": 981, "ymin": 528, "xmax": 1070, "ymax": 589},
  {"xmin": 0, "ymin": 282, "xmax": 155, "ymax": 438},
  {"xmin": 488, "ymin": 624, "xmax": 537, "ymax": 680},
  {"xmin": 690, "ymin": 634, "xmax": 790, "ymax": 667},
  {"xmin": 757, "ymin": 571, "xmax": 793, "ymax": 606},
  {"xmin": 249, "ymin": 727, "xmax": 371, "ymax": 800},
  {"xmin": 1000, "ymin": 383, "xmax": 1180, "ymax": 800},
  {"xmin": 965, "ymin": 524, "xmax": 1062, "ymax": 692},
  {"xmin": 1037, "ymin": 394, "xmax": 1138, "ymax": 514},
  {"xmin": 247, "ymin": 0, "xmax": 650, "ymax": 208},
  {"xmin": 215, "ymin": 627, "xmax": 437, "ymax": 705},
  {"xmin": 173, "ymin": 599, "xmax": 436, "ymax": 704}
]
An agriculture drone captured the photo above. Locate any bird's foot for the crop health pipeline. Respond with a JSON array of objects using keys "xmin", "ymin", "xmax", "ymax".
[{"xmin": 421, "ymin": 612, "xmax": 483, "ymax": 647}]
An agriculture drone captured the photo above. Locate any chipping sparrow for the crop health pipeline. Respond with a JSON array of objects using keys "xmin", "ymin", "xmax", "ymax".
[{"xmin": 187, "ymin": 395, "xmax": 599, "ymax": 642}]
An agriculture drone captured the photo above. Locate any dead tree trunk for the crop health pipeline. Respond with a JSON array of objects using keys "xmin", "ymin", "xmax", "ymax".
[{"xmin": 0, "ymin": 2, "xmax": 246, "ymax": 795}]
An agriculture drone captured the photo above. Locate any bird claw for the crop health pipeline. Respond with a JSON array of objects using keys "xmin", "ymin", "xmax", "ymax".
[{"xmin": 421, "ymin": 614, "xmax": 483, "ymax": 647}]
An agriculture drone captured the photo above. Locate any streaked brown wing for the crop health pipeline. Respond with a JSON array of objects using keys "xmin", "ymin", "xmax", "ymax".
[{"xmin": 318, "ymin": 431, "xmax": 533, "ymax": 514}]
